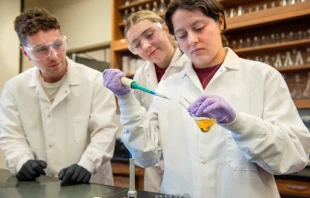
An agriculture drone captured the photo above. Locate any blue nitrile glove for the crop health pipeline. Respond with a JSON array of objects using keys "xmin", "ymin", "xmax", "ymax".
[
  {"xmin": 103, "ymin": 69, "xmax": 131, "ymax": 96},
  {"xmin": 58, "ymin": 164, "xmax": 91, "ymax": 186},
  {"xmin": 188, "ymin": 95, "xmax": 236, "ymax": 125},
  {"xmin": 16, "ymin": 160, "xmax": 47, "ymax": 181}
]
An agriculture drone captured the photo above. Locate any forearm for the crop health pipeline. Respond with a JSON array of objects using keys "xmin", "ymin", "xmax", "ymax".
[
  {"xmin": 225, "ymin": 112, "xmax": 310, "ymax": 174},
  {"xmin": 118, "ymin": 92, "xmax": 162, "ymax": 167},
  {"xmin": 0, "ymin": 136, "xmax": 34, "ymax": 174},
  {"xmin": 78, "ymin": 129, "xmax": 116, "ymax": 173},
  {"xmin": 78, "ymin": 84, "xmax": 119, "ymax": 173},
  {"xmin": 0, "ymin": 86, "xmax": 34, "ymax": 174}
]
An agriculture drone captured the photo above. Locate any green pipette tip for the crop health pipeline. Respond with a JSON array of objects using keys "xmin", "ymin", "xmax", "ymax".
[{"xmin": 120, "ymin": 77, "xmax": 170, "ymax": 100}]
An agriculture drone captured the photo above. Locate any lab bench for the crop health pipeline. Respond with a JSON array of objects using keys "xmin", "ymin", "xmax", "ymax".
[
  {"xmin": 110, "ymin": 161, "xmax": 310, "ymax": 198},
  {"xmin": 0, "ymin": 169, "xmax": 163, "ymax": 198}
]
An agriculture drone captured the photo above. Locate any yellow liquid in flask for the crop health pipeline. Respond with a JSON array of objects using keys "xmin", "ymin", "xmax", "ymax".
[{"xmin": 196, "ymin": 119, "xmax": 217, "ymax": 133}]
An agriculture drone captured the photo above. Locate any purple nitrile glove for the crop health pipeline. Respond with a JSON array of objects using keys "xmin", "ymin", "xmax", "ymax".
[
  {"xmin": 103, "ymin": 69, "xmax": 131, "ymax": 96},
  {"xmin": 188, "ymin": 95, "xmax": 236, "ymax": 125}
]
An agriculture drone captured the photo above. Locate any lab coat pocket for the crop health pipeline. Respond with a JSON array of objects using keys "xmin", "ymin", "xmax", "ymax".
[
  {"xmin": 73, "ymin": 115, "xmax": 89, "ymax": 143},
  {"xmin": 226, "ymin": 132, "xmax": 256, "ymax": 171}
]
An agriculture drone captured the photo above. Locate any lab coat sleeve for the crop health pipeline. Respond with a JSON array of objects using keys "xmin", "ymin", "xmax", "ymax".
[
  {"xmin": 224, "ymin": 69, "xmax": 310, "ymax": 175},
  {"xmin": 77, "ymin": 74, "xmax": 118, "ymax": 173},
  {"xmin": 118, "ymin": 92, "xmax": 162, "ymax": 168},
  {"xmin": 133, "ymin": 70, "xmax": 142, "ymax": 102},
  {"xmin": 0, "ymin": 81, "xmax": 34, "ymax": 174}
]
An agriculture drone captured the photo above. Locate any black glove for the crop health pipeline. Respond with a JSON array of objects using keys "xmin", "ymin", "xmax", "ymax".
[
  {"xmin": 58, "ymin": 164, "xmax": 91, "ymax": 186},
  {"xmin": 16, "ymin": 160, "xmax": 47, "ymax": 181}
]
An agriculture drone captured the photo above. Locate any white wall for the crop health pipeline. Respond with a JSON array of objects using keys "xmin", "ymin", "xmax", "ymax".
[
  {"xmin": 0, "ymin": 0, "xmax": 20, "ymax": 91},
  {"xmin": 0, "ymin": 0, "xmax": 21, "ymax": 169},
  {"xmin": 47, "ymin": 0, "xmax": 111, "ymax": 49}
]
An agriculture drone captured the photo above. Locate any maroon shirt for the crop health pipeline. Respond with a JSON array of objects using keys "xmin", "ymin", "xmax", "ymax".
[
  {"xmin": 155, "ymin": 65, "xmax": 167, "ymax": 82},
  {"xmin": 193, "ymin": 63, "xmax": 222, "ymax": 89}
]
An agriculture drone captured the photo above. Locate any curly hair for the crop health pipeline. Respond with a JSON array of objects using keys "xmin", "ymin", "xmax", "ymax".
[{"xmin": 14, "ymin": 7, "xmax": 61, "ymax": 46}]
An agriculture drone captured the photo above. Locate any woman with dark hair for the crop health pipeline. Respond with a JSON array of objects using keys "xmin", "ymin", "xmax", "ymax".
[{"xmin": 103, "ymin": 0, "xmax": 310, "ymax": 197}]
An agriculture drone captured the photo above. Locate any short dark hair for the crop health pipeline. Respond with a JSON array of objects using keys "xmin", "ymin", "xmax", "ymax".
[
  {"xmin": 165, "ymin": 0, "xmax": 227, "ymax": 44},
  {"xmin": 14, "ymin": 7, "xmax": 61, "ymax": 46}
]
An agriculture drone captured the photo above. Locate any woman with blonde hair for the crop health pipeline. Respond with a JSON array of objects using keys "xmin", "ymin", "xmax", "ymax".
[{"xmin": 123, "ymin": 10, "xmax": 189, "ymax": 192}]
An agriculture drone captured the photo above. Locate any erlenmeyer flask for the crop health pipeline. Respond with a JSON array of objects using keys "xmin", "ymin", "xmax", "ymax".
[
  {"xmin": 294, "ymin": 50, "xmax": 304, "ymax": 66},
  {"xmin": 123, "ymin": 9, "xmax": 129, "ymax": 22},
  {"xmin": 303, "ymin": 72, "xmax": 310, "ymax": 98},
  {"xmin": 125, "ymin": 0, "xmax": 130, "ymax": 6},
  {"xmin": 284, "ymin": 51, "xmax": 293, "ymax": 67},
  {"xmin": 145, "ymin": 3, "xmax": 151, "ymax": 10},
  {"xmin": 291, "ymin": 74, "xmax": 303, "ymax": 99},
  {"xmin": 179, "ymin": 97, "xmax": 217, "ymax": 133},
  {"xmin": 152, "ymin": 1, "xmax": 158, "ymax": 13},
  {"xmin": 306, "ymin": 48, "xmax": 310, "ymax": 64},
  {"xmin": 159, "ymin": 0, "xmax": 167, "ymax": 13},
  {"xmin": 274, "ymin": 53, "xmax": 282, "ymax": 67}
]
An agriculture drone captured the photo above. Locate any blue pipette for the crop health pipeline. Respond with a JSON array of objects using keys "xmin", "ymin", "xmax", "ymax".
[{"xmin": 121, "ymin": 77, "xmax": 170, "ymax": 100}]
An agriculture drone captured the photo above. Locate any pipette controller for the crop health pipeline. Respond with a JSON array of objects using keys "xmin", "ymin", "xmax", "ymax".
[{"xmin": 121, "ymin": 77, "xmax": 170, "ymax": 100}]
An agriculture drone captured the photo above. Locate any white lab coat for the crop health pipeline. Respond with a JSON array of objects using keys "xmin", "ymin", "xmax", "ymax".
[
  {"xmin": 119, "ymin": 48, "xmax": 310, "ymax": 197},
  {"xmin": 133, "ymin": 48, "xmax": 190, "ymax": 110},
  {"xmin": 0, "ymin": 58, "xmax": 118, "ymax": 185},
  {"xmin": 133, "ymin": 48, "xmax": 190, "ymax": 192}
]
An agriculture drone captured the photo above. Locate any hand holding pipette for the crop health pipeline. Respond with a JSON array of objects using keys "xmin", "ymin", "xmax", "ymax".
[
  {"xmin": 103, "ymin": 69, "xmax": 131, "ymax": 96},
  {"xmin": 103, "ymin": 69, "xmax": 170, "ymax": 100}
]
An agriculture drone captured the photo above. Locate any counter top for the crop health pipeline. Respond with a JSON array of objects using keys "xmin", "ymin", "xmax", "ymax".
[{"xmin": 0, "ymin": 169, "xmax": 164, "ymax": 198}]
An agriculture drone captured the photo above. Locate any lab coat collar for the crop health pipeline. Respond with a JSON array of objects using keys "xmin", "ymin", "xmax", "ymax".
[
  {"xmin": 143, "ymin": 47, "xmax": 189, "ymax": 89},
  {"xmin": 222, "ymin": 47, "xmax": 240, "ymax": 71},
  {"xmin": 168, "ymin": 47, "xmax": 188, "ymax": 69},
  {"xmin": 28, "ymin": 56, "xmax": 81, "ymax": 88},
  {"xmin": 144, "ymin": 47, "xmax": 188, "ymax": 72},
  {"xmin": 182, "ymin": 47, "xmax": 240, "ymax": 77},
  {"xmin": 180, "ymin": 47, "xmax": 241, "ymax": 90}
]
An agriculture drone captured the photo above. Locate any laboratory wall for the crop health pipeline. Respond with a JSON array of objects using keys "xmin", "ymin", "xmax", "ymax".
[
  {"xmin": 0, "ymin": 0, "xmax": 21, "ymax": 169},
  {"xmin": 0, "ymin": 0, "xmax": 112, "ymax": 169}
]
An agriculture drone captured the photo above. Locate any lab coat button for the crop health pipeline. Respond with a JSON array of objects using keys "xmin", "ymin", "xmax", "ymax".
[
  {"xmin": 202, "ymin": 161, "xmax": 206, "ymax": 164},
  {"xmin": 48, "ymin": 144, "xmax": 52, "ymax": 148}
]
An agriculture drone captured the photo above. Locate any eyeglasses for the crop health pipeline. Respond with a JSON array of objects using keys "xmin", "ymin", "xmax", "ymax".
[
  {"xmin": 128, "ymin": 22, "xmax": 163, "ymax": 55},
  {"xmin": 23, "ymin": 36, "xmax": 68, "ymax": 60}
]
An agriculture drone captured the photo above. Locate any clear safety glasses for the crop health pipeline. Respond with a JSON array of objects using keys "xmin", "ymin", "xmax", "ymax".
[
  {"xmin": 23, "ymin": 36, "xmax": 68, "ymax": 60},
  {"xmin": 128, "ymin": 22, "xmax": 163, "ymax": 55}
]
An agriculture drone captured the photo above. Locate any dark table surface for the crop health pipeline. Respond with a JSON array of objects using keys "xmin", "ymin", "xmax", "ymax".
[
  {"xmin": 0, "ymin": 169, "xmax": 165, "ymax": 198},
  {"xmin": 1, "ymin": 166, "xmax": 309, "ymax": 198}
]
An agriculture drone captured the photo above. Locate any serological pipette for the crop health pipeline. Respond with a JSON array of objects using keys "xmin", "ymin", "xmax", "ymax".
[{"xmin": 120, "ymin": 77, "xmax": 170, "ymax": 100}]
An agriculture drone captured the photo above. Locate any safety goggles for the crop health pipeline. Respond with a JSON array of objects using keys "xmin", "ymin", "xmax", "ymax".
[
  {"xmin": 23, "ymin": 36, "xmax": 68, "ymax": 60},
  {"xmin": 128, "ymin": 22, "xmax": 163, "ymax": 55}
]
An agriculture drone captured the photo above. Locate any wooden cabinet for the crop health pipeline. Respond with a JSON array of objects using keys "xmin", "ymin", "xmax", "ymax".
[
  {"xmin": 276, "ymin": 179, "xmax": 310, "ymax": 198},
  {"xmin": 110, "ymin": 0, "xmax": 310, "ymax": 107},
  {"xmin": 111, "ymin": 162, "xmax": 145, "ymax": 190}
]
